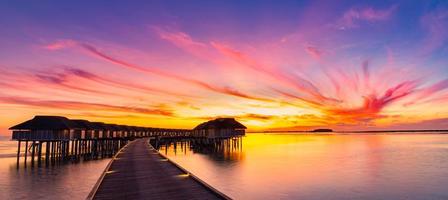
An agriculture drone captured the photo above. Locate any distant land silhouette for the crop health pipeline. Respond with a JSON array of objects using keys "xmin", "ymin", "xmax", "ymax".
[{"xmin": 312, "ymin": 129, "xmax": 333, "ymax": 132}]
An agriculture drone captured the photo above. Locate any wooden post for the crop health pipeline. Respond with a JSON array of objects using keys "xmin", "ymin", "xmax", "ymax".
[
  {"xmin": 66, "ymin": 141, "xmax": 69, "ymax": 158},
  {"xmin": 81, "ymin": 140, "xmax": 84, "ymax": 156},
  {"xmin": 55, "ymin": 141, "xmax": 58, "ymax": 161},
  {"xmin": 74, "ymin": 140, "xmax": 78, "ymax": 158},
  {"xmin": 61, "ymin": 141, "xmax": 65, "ymax": 160},
  {"xmin": 51, "ymin": 141, "xmax": 55, "ymax": 164},
  {"xmin": 78, "ymin": 140, "xmax": 81, "ymax": 157},
  {"xmin": 57, "ymin": 141, "xmax": 61, "ymax": 161},
  {"xmin": 31, "ymin": 141, "xmax": 36, "ymax": 167},
  {"xmin": 107, "ymin": 140, "xmax": 110, "ymax": 156},
  {"xmin": 45, "ymin": 141, "xmax": 50, "ymax": 166},
  {"xmin": 37, "ymin": 142, "xmax": 42, "ymax": 167},
  {"xmin": 100, "ymin": 140, "xmax": 103, "ymax": 158},
  {"xmin": 88, "ymin": 140, "xmax": 91, "ymax": 158},
  {"xmin": 24, "ymin": 141, "xmax": 28, "ymax": 167},
  {"xmin": 54, "ymin": 141, "xmax": 57, "ymax": 162},
  {"xmin": 16, "ymin": 140, "xmax": 21, "ymax": 167},
  {"xmin": 82, "ymin": 140, "xmax": 85, "ymax": 156},
  {"xmin": 71, "ymin": 140, "xmax": 74, "ymax": 158},
  {"xmin": 104, "ymin": 140, "xmax": 107, "ymax": 157},
  {"xmin": 65, "ymin": 141, "xmax": 68, "ymax": 159}
]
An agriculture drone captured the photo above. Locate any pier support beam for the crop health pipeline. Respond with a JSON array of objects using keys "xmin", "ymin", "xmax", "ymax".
[
  {"xmin": 24, "ymin": 141, "xmax": 28, "ymax": 167},
  {"xmin": 37, "ymin": 142, "xmax": 42, "ymax": 167},
  {"xmin": 16, "ymin": 140, "xmax": 21, "ymax": 167},
  {"xmin": 31, "ymin": 141, "xmax": 36, "ymax": 167},
  {"xmin": 45, "ymin": 141, "xmax": 50, "ymax": 166}
]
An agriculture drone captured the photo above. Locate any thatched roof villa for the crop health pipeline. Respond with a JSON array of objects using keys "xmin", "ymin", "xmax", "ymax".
[{"xmin": 193, "ymin": 118, "xmax": 246, "ymax": 139}]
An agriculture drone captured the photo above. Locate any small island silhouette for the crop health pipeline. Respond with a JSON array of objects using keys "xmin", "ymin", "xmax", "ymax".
[{"xmin": 311, "ymin": 128, "xmax": 333, "ymax": 132}]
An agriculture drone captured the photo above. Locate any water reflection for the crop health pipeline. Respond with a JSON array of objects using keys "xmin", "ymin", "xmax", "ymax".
[
  {"xmin": 158, "ymin": 133, "xmax": 448, "ymax": 200},
  {"xmin": 154, "ymin": 137, "xmax": 244, "ymax": 162},
  {"xmin": 0, "ymin": 140, "xmax": 111, "ymax": 199}
]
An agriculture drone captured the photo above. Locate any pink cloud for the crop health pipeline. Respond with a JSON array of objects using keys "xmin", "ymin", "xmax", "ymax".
[
  {"xmin": 211, "ymin": 42, "xmax": 336, "ymax": 103},
  {"xmin": 44, "ymin": 39, "xmax": 77, "ymax": 50},
  {"xmin": 152, "ymin": 26, "xmax": 206, "ymax": 48},
  {"xmin": 305, "ymin": 46, "xmax": 323, "ymax": 59},
  {"xmin": 79, "ymin": 43, "xmax": 273, "ymax": 102},
  {"xmin": 404, "ymin": 78, "xmax": 448, "ymax": 106},
  {"xmin": 151, "ymin": 26, "xmax": 218, "ymax": 62},
  {"xmin": 325, "ymin": 80, "xmax": 418, "ymax": 122},
  {"xmin": 44, "ymin": 40, "xmax": 275, "ymax": 102}
]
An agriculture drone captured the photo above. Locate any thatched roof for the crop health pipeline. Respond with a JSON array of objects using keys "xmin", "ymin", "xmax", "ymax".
[
  {"xmin": 10, "ymin": 115, "xmax": 193, "ymax": 132},
  {"xmin": 89, "ymin": 122, "xmax": 108, "ymax": 130},
  {"xmin": 9, "ymin": 116, "xmax": 76, "ymax": 130},
  {"xmin": 70, "ymin": 119, "xmax": 94, "ymax": 129},
  {"xmin": 104, "ymin": 124, "xmax": 120, "ymax": 131},
  {"xmin": 194, "ymin": 118, "xmax": 246, "ymax": 130},
  {"xmin": 118, "ymin": 125, "xmax": 131, "ymax": 131}
]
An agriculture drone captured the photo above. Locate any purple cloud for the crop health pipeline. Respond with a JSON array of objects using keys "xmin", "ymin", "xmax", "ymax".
[{"xmin": 337, "ymin": 5, "xmax": 398, "ymax": 29}]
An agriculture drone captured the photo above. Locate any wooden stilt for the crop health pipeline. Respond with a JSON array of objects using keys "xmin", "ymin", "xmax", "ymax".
[
  {"xmin": 66, "ymin": 141, "xmax": 69, "ymax": 158},
  {"xmin": 16, "ymin": 140, "xmax": 21, "ymax": 167},
  {"xmin": 61, "ymin": 141, "xmax": 65, "ymax": 160},
  {"xmin": 31, "ymin": 141, "xmax": 36, "ymax": 167},
  {"xmin": 45, "ymin": 141, "xmax": 50, "ymax": 166},
  {"xmin": 37, "ymin": 142, "xmax": 42, "ymax": 167},
  {"xmin": 51, "ymin": 141, "xmax": 55, "ymax": 165},
  {"xmin": 82, "ymin": 140, "xmax": 85, "ymax": 156},
  {"xmin": 74, "ymin": 140, "xmax": 78, "ymax": 158},
  {"xmin": 24, "ymin": 141, "xmax": 28, "ymax": 167},
  {"xmin": 57, "ymin": 141, "xmax": 60, "ymax": 161},
  {"xmin": 71, "ymin": 140, "xmax": 74, "ymax": 158}
]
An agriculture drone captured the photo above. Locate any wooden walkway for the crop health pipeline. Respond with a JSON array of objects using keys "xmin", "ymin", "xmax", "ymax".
[{"xmin": 90, "ymin": 138, "xmax": 227, "ymax": 200}]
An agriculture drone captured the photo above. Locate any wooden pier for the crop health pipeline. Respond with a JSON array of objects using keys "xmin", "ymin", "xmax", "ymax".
[{"xmin": 89, "ymin": 138, "xmax": 229, "ymax": 200}]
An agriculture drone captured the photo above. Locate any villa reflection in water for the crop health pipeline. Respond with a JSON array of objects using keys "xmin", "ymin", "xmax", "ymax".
[{"xmin": 154, "ymin": 137, "xmax": 244, "ymax": 161}]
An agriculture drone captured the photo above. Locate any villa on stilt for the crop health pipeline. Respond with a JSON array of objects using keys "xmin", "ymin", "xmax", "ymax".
[
  {"xmin": 192, "ymin": 118, "xmax": 246, "ymax": 139},
  {"xmin": 10, "ymin": 115, "xmax": 192, "ymax": 168}
]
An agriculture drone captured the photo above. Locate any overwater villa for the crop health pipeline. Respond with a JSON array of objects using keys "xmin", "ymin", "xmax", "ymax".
[
  {"xmin": 10, "ymin": 115, "xmax": 246, "ymax": 167},
  {"xmin": 9, "ymin": 115, "xmax": 191, "ymax": 167},
  {"xmin": 192, "ymin": 118, "xmax": 246, "ymax": 138},
  {"xmin": 11, "ymin": 116, "xmax": 75, "ymax": 141}
]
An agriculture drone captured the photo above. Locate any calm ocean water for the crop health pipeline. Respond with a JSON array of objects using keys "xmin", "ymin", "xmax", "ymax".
[
  {"xmin": 160, "ymin": 133, "xmax": 448, "ymax": 200},
  {"xmin": 0, "ymin": 138, "xmax": 110, "ymax": 200}
]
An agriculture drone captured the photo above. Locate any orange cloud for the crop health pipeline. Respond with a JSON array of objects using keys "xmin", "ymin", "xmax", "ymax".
[{"xmin": 0, "ymin": 96, "xmax": 174, "ymax": 116}]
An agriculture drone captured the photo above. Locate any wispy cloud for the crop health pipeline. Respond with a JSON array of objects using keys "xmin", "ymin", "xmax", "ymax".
[
  {"xmin": 0, "ymin": 96, "xmax": 174, "ymax": 116},
  {"xmin": 152, "ymin": 26, "xmax": 207, "ymax": 49},
  {"xmin": 336, "ymin": 5, "xmax": 397, "ymax": 29},
  {"xmin": 305, "ymin": 46, "xmax": 323, "ymax": 59},
  {"xmin": 44, "ymin": 40, "xmax": 275, "ymax": 103},
  {"xmin": 43, "ymin": 39, "xmax": 77, "ymax": 50},
  {"xmin": 404, "ymin": 78, "xmax": 448, "ymax": 106},
  {"xmin": 420, "ymin": 7, "xmax": 448, "ymax": 53},
  {"xmin": 325, "ymin": 80, "xmax": 418, "ymax": 122},
  {"xmin": 211, "ymin": 41, "xmax": 336, "ymax": 103}
]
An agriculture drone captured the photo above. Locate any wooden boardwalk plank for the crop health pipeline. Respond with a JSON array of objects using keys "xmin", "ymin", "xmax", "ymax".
[{"xmin": 92, "ymin": 138, "xmax": 226, "ymax": 200}]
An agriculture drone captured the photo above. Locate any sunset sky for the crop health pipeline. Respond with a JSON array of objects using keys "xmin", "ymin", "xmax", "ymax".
[{"xmin": 1, "ymin": 0, "xmax": 448, "ymax": 135}]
